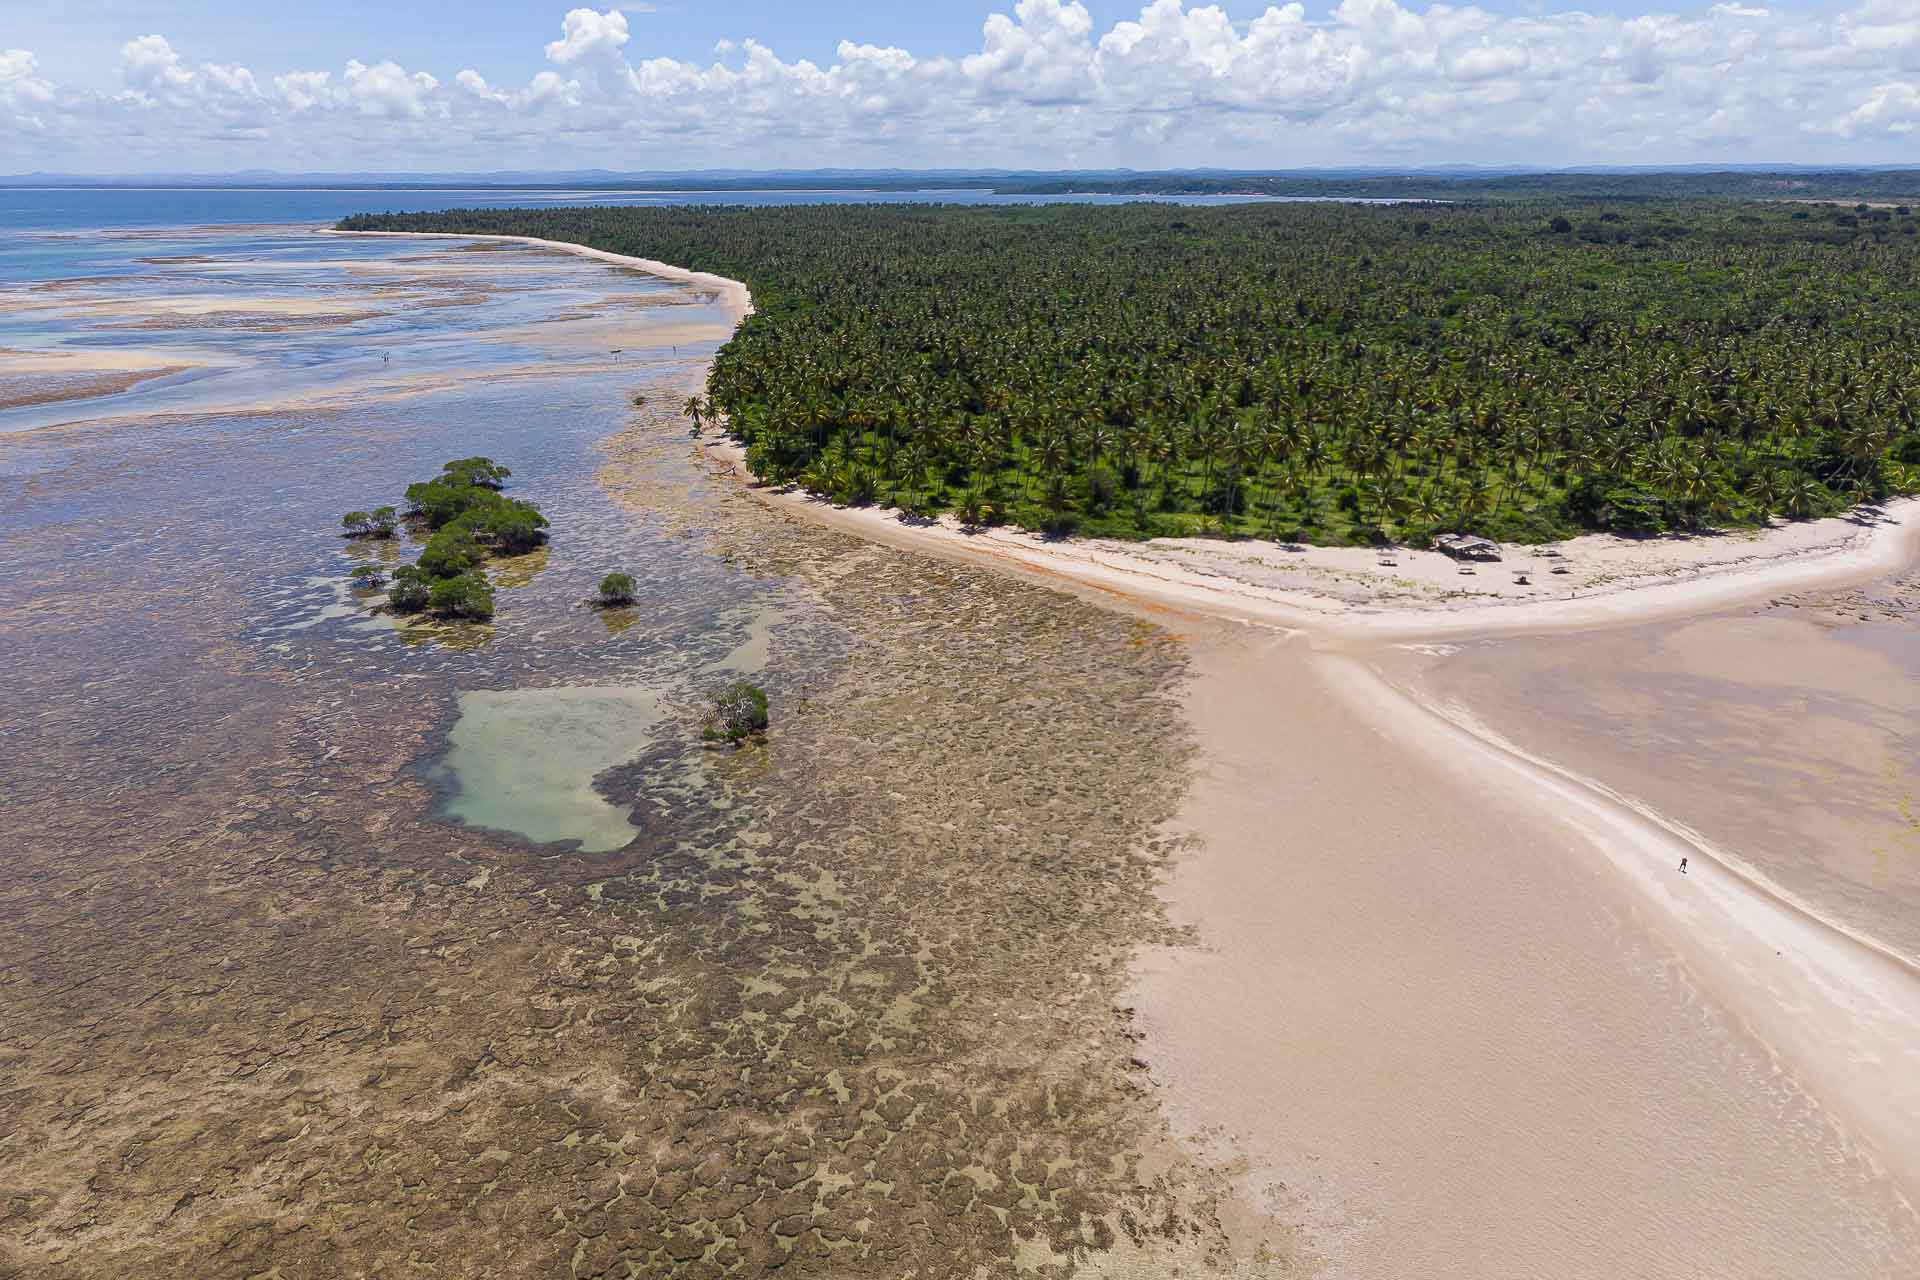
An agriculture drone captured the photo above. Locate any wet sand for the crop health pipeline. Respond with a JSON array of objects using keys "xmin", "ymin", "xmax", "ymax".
[
  {"xmin": 1128, "ymin": 626, "xmax": 1920, "ymax": 1277},
  {"xmin": 1417, "ymin": 594, "xmax": 1920, "ymax": 967},
  {"xmin": 0, "ymin": 365, "xmax": 191, "ymax": 409}
]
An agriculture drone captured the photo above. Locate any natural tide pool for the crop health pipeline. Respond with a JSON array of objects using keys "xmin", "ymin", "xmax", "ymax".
[{"xmin": 429, "ymin": 685, "xmax": 665, "ymax": 853}]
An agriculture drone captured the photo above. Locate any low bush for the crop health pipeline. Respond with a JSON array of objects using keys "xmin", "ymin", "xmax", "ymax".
[
  {"xmin": 703, "ymin": 681, "xmax": 769, "ymax": 744},
  {"xmin": 597, "ymin": 572, "xmax": 636, "ymax": 606}
]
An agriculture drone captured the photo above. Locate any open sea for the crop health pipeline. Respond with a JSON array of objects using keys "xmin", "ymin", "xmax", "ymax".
[{"xmin": 0, "ymin": 183, "xmax": 1298, "ymax": 234}]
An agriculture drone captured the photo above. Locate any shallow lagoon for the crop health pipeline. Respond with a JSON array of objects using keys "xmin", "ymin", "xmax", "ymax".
[{"xmin": 433, "ymin": 685, "xmax": 666, "ymax": 853}]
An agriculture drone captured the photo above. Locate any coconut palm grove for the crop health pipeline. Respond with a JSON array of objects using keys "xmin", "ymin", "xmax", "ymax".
[{"xmin": 343, "ymin": 200, "xmax": 1920, "ymax": 544}]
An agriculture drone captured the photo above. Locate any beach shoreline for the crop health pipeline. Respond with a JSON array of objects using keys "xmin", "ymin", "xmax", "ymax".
[
  {"xmin": 700, "ymin": 426, "xmax": 1920, "ymax": 644},
  {"xmin": 319, "ymin": 227, "xmax": 755, "ymax": 325}
]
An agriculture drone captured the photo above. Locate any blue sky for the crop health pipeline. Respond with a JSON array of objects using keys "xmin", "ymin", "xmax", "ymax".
[
  {"xmin": 12, "ymin": 2, "xmax": 1853, "ymax": 81},
  {"xmin": 3, "ymin": 2, "xmax": 1915, "ymax": 172}
]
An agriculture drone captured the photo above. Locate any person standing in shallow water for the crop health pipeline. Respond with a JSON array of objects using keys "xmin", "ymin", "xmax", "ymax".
[{"xmin": 1679, "ymin": 857, "xmax": 1689, "ymax": 874}]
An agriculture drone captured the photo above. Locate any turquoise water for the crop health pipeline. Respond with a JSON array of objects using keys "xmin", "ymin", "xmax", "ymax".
[{"xmin": 430, "ymin": 686, "xmax": 669, "ymax": 853}]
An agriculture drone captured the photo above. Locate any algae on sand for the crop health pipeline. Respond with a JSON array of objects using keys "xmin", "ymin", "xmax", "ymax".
[{"xmin": 431, "ymin": 685, "xmax": 665, "ymax": 852}]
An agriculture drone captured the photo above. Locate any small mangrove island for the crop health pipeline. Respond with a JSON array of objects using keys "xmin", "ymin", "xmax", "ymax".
[{"xmin": 342, "ymin": 455, "xmax": 547, "ymax": 623}]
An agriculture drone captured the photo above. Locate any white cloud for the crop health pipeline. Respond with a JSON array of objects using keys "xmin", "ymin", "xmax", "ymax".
[
  {"xmin": 8, "ymin": 3, "xmax": 1920, "ymax": 171},
  {"xmin": 1831, "ymin": 81, "xmax": 1920, "ymax": 136},
  {"xmin": 0, "ymin": 48, "xmax": 55, "ymax": 132},
  {"xmin": 343, "ymin": 60, "xmax": 440, "ymax": 119},
  {"xmin": 545, "ymin": 7, "xmax": 632, "ymax": 65}
]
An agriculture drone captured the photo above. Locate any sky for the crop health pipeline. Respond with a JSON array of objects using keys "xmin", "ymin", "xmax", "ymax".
[{"xmin": 3, "ymin": 1, "xmax": 1918, "ymax": 174}]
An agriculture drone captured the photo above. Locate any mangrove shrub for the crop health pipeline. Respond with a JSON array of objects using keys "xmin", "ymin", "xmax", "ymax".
[
  {"xmin": 597, "ymin": 572, "xmax": 636, "ymax": 607},
  {"xmin": 704, "ymin": 681, "xmax": 769, "ymax": 744}
]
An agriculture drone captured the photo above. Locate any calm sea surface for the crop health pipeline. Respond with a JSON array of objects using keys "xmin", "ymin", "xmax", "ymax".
[{"xmin": 0, "ymin": 183, "xmax": 1306, "ymax": 234}]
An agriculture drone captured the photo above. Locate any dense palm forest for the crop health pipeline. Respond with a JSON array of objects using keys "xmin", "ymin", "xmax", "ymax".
[{"xmin": 344, "ymin": 201, "xmax": 1920, "ymax": 544}]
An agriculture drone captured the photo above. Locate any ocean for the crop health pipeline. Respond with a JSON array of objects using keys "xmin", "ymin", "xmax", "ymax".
[{"xmin": 0, "ymin": 183, "xmax": 1287, "ymax": 234}]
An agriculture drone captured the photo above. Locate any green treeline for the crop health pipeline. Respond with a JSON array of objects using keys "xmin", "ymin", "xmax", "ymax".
[
  {"xmin": 342, "ymin": 202, "xmax": 1920, "ymax": 544},
  {"xmin": 1005, "ymin": 172, "xmax": 1920, "ymax": 202}
]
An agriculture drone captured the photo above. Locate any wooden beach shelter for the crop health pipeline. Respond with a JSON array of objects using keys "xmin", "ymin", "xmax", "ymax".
[{"xmin": 1434, "ymin": 533, "xmax": 1502, "ymax": 561}]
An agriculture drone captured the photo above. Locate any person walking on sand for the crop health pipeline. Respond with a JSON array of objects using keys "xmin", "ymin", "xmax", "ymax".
[{"xmin": 1679, "ymin": 857, "xmax": 1688, "ymax": 875}]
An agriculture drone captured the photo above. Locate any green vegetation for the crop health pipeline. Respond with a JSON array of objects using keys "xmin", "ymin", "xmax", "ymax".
[
  {"xmin": 342, "ymin": 456, "xmax": 546, "ymax": 622},
  {"xmin": 703, "ymin": 681, "xmax": 769, "ymax": 744},
  {"xmin": 341, "ymin": 505, "xmax": 398, "ymax": 539},
  {"xmin": 1002, "ymin": 170, "xmax": 1920, "ymax": 203},
  {"xmin": 348, "ymin": 563, "xmax": 386, "ymax": 590},
  {"xmin": 344, "ymin": 203, "xmax": 1920, "ymax": 545},
  {"xmin": 387, "ymin": 565, "xmax": 432, "ymax": 613},
  {"xmin": 439, "ymin": 455, "xmax": 511, "ymax": 489},
  {"xmin": 596, "ymin": 571, "xmax": 636, "ymax": 607},
  {"xmin": 426, "ymin": 572, "xmax": 496, "ymax": 621}
]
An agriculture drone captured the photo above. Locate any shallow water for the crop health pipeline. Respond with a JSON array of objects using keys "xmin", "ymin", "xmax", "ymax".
[
  {"xmin": 430, "ymin": 686, "xmax": 668, "ymax": 853},
  {"xmin": 0, "ymin": 226, "xmax": 726, "ymax": 431}
]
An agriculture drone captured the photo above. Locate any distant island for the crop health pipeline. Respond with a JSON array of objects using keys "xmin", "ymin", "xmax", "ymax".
[{"xmin": 343, "ymin": 201, "xmax": 1920, "ymax": 547}]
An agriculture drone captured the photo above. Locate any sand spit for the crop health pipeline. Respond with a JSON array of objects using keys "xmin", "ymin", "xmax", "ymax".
[
  {"xmin": 1130, "ymin": 629, "xmax": 1920, "ymax": 1277},
  {"xmin": 1414, "ymin": 606, "xmax": 1920, "ymax": 966},
  {"xmin": 0, "ymin": 365, "xmax": 191, "ymax": 410},
  {"xmin": 0, "ymin": 347, "xmax": 198, "ymax": 375},
  {"xmin": 321, "ymin": 228, "xmax": 755, "ymax": 325},
  {"xmin": 0, "ymin": 348, "xmax": 201, "ymax": 411},
  {"xmin": 1345, "ymin": 652, "xmax": 1920, "ymax": 1190}
]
